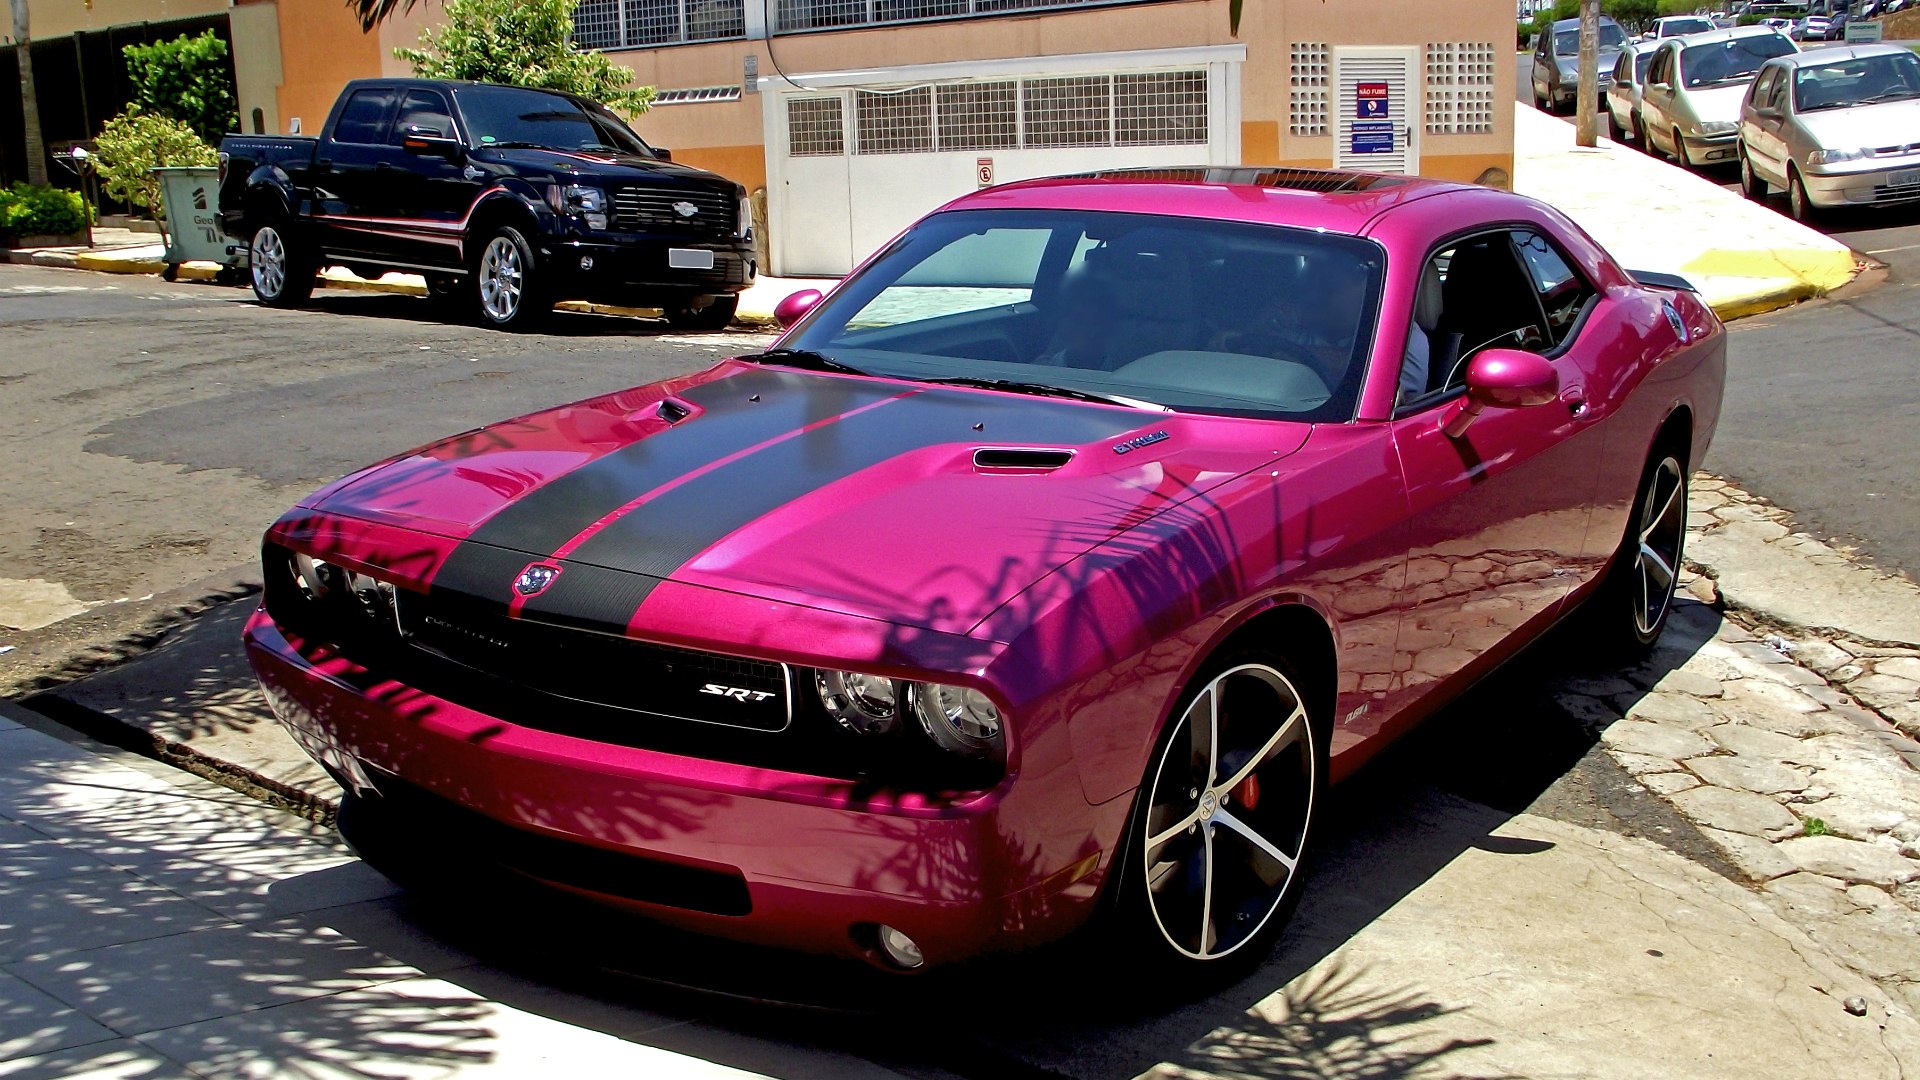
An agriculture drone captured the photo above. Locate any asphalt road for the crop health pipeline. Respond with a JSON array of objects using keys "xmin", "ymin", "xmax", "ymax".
[{"xmin": 1515, "ymin": 49, "xmax": 1920, "ymax": 578}]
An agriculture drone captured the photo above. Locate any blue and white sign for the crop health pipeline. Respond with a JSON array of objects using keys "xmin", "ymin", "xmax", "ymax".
[{"xmin": 1350, "ymin": 121, "xmax": 1396, "ymax": 155}]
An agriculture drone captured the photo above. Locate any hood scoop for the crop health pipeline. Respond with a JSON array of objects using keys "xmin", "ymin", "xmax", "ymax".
[{"xmin": 973, "ymin": 447, "xmax": 1075, "ymax": 474}]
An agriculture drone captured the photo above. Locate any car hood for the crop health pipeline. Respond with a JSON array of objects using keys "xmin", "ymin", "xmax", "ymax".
[
  {"xmin": 1681, "ymin": 82, "xmax": 1751, "ymax": 123},
  {"xmin": 487, "ymin": 147, "xmax": 738, "ymax": 189},
  {"xmin": 295, "ymin": 362, "xmax": 1306, "ymax": 638},
  {"xmin": 1799, "ymin": 99, "xmax": 1920, "ymax": 148}
]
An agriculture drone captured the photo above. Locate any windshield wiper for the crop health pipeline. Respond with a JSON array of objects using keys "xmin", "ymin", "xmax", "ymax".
[
  {"xmin": 746, "ymin": 348, "xmax": 870, "ymax": 376},
  {"xmin": 479, "ymin": 140, "xmax": 560, "ymax": 151},
  {"xmin": 913, "ymin": 376, "xmax": 1168, "ymax": 411}
]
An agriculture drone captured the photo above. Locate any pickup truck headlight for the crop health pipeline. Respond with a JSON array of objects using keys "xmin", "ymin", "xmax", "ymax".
[
  {"xmin": 1807, "ymin": 148, "xmax": 1868, "ymax": 165},
  {"xmin": 547, "ymin": 183, "xmax": 609, "ymax": 230},
  {"xmin": 736, "ymin": 191, "xmax": 753, "ymax": 238}
]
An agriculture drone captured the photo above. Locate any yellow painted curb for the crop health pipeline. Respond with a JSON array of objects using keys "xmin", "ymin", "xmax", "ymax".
[
  {"xmin": 74, "ymin": 251, "xmax": 166, "ymax": 274},
  {"xmin": 1709, "ymin": 280, "xmax": 1825, "ymax": 322},
  {"xmin": 1681, "ymin": 247, "xmax": 1858, "ymax": 292},
  {"xmin": 319, "ymin": 273, "xmax": 426, "ymax": 297}
]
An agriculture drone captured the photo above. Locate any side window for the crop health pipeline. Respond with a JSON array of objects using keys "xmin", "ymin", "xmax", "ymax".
[
  {"xmin": 391, "ymin": 89, "xmax": 455, "ymax": 143},
  {"xmin": 1399, "ymin": 234, "xmax": 1550, "ymax": 409},
  {"xmin": 1750, "ymin": 68, "xmax": 1776, "ymax": 108},
  {"xmin": 1612, "ymin": 53, "xmax": 1631, "ymax": 84},
  {"xmin": 1767, "ymin": 70, "xmax": 1791, "ymax": 112},
  {"xmin": 1512, "ymin": 230, "xmax": 1596, "ymax": 348},
  {"xmin": 332, "ymin": 88, "xmax": 396, "ymax": 144}
]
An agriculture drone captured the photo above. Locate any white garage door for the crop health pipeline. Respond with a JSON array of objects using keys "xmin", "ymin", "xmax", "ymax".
[{"xmin": 767, "ymin": 51, "xmax": 1243, "ymax": 278}]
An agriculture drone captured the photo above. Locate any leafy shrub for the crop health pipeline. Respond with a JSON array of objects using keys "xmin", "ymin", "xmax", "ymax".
[
  {"xmin": 396, "ymin": 0, "xmax": 655, "ymax": 116},
  {"xmin": 93, "ymin": 110, "xmax": 218, "ymax": 219},
  {"xmin": 122, "ymin": 30, "xmax": 240, "ymax": 147},
  {"xmin": 0, "ymin": 183, "xmax": 91, "ymax": 240}
]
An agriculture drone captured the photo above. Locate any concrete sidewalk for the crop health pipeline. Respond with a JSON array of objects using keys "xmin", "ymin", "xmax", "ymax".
[{"xmin": 1511, "ymin": 103, "xmax": 1859, "ymax": 319}]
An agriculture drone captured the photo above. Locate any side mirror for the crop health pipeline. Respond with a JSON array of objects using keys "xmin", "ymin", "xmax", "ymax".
[
  {"xmin": 1443, "ymin": 349, "xmax": 1560, "ymax": 439},
  {"xmin": 773, "ymin": 288, "xmax": 823, "ymax": 330},
  {"xmin": 402, "ymin": 125, "xmax": 463, "ymax": 159},
  {"xmin": 652, "ymin": 146, "xmax": 673, "ymax": 162}
]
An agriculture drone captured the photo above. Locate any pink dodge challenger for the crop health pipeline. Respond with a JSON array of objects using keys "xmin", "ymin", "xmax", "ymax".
[{"xmin": 245, "ymin": 168, "xmax": 1723, "ymax": 975}]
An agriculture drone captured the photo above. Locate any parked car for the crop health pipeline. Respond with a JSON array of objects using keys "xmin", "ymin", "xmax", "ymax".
[
  {"xmin": 1641, "ymin": 25, "xmax": 1799, "ymax": 168},
  {"xmin": 1739, "ymin": 43, "xmax": 1920, "ymax": 219},
  {"xmin": 1792, "ymin": 15, "xmax": 1832, "ymax": 38},
  {"xmin": 1532, "ymin": 14, "xmax": 1632, "ymax": 113},
  {"xmin": 1645, "ymin": 14, "xmax": 1717, "ymax": 39},
  {"xmin": 1608, "ymin": 44, "xmax": 1658, "ymax": 144},
  {"xmin": 244, "ymin": 166, "xmax": 1725, "ymax": 974},
  {"xmin": 218, "ymin": 79, "xmax": 756, "ymax": 331}
]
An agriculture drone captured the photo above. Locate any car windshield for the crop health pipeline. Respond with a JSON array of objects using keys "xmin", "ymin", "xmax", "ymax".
[
  {"xmin": 1681, "ymin": 35, "xmax": 1796, "ymax": 87},
  {"xmin": 1795, "ymin": 52, "xmax": 1920, "ymax": 110},
  {"xmin": 454, "ymin": 85, "xmax": 652, "ymax": 154},
  {"xmin": 780, "ymin": 209, "xmax": 1386, "ymax": 422},
  {"xmin": 1557, "ymin": 25, "xmax": 1630, "ymax": 53},
  {"xmin": 1662, "ymin": 17, "xmax": 1715, "ymax": 34}
]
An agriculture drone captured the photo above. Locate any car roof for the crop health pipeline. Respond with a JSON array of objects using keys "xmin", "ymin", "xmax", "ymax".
[
  {"xmin": 1663, "ymin": 24, "xmax": 1793, "ymax": 45},
  {"xmin": 1764, "ymin": 42, "xmax": 1915, "ymax": 66},
  {"xmin": 1552, "ymin": 15, "xmax": 1623, "ymax": 28},
  {"xmin": 941, "ymin": 167, "xmax": 1490, "ymax": 237}
]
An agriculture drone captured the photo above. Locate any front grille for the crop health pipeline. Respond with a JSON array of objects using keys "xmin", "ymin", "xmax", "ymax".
[
  {"xmin": 1871, "ymin": 143, "xmax": 1920, "ymax": 158},
  {"xmin": 1870, "ymin": 183, "xmax": 1920, "ymax": 205},
  {"xmin": 611, "ymin": 186, "xmax": 736, "ymax": 238}
]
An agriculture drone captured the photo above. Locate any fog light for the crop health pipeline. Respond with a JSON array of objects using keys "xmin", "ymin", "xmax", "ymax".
[
  {"xmin": 877, "ymin": 924, "xmax": 924, "ymax": 969},
  {"xmin": 579, "ymin": 255, "xmax": 594, "ymax": 271}
]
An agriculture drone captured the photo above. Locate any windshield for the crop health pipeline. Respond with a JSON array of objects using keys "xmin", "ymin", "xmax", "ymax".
[
  {"xmin": 1557, "ymin": 25, "xmax": 1630, "ymax": 54},
  {"xmin": 1681, "ymin": 35, "xmax": 1796, "ymax": 87},
  {"xmin": 781, "ymin": 209, "xmax": 1386, "ymax": 422},
  {"xmin": 454, "ymin": 84, "xmax": 652, "ymax": 153},
  {"xmin": 1661, "ymin": 17, "xmax": 1715, "ymax": 35},
  {"xmin": 1795, "ymin": 52, "xmax": 1920, "ymax": 110}
]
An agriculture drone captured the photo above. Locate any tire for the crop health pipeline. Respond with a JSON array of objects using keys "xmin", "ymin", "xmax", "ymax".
[
  {"xmin": 1108, "ymin": 648, "xmax": 1326, "ymax": 982},
  {"xmin": 1585, "ymin": 442, "xmax": 1689, "ymax": 654},
  {"xmin": 469, "ymin": 225, "xmax": 548, "ymax": 331},
  {"xmin": 249, "ymin": 220, "xmax": 316, "ymax": 307},
  {"xmin": 1788, "ymin": 168, "xmax": 1823, "ymax": 225},
  {"xmin": 665, "ymin": 294, "xmax": 738, "ymax": 331},
  {"xmin": 1740, "ymin": 152, "xmax": 1769, "ymax": 202}
]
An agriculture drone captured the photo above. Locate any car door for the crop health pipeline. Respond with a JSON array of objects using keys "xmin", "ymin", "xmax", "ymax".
[
  {"xmin": 383, "ymin": 87, "xmax": 479, "ymax": 272},
  {"xmin": 1385, "ymin": 229, "xmax": 1602, "ymax": 707},
  {"xmin": 1534, "ymin": 31, "xmax": 1554, "ymax": 101},
  {"xmin": 1750, "ymin": 65, "xmax": 1796, "ymax": 187},
  {"xmin": 1642, "ymin": 45, "xmax": 1676, "ymax": 151},
  {"xmin": 1608, "ymin": 52, "xmax": 1634, "ymax": 127},
  {"xmin": 314, "ymin": 85, "xmax": 400, "ymax": 263}
]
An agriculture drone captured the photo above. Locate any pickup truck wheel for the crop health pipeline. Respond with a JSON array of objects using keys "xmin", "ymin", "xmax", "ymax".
[
  {"xmin": 665, "ymin": 295, "xmax": 738, "ymax": 331},
  {"xmin": 250, "ymin": 223, "xmax": 315, "ymax": 307},
  {"xmin": 471, "ymin": 227, "xmax": 547, "ymax": 330}
]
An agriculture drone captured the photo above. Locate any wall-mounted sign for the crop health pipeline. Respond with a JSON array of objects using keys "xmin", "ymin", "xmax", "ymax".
[
  {"xmin": 1350, "ymin": 121, "xmax": 1396, "ymax": 155},
  {"xmin": 977, "ymin": 157, "xmax": 995, "ymax": 187},
  {"xmin": 1357, "ymin": 82, "xmax": 1390, "ymax": 119}
]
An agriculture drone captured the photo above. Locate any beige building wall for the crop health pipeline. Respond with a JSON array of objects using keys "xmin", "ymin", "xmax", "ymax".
[
  {"xmin": 229, "ymin": 1, "xmax": 284, "ymax": 136},
  {"xmin": 21, "ymin": 0, "xmax": 228, "ymax": 39}
]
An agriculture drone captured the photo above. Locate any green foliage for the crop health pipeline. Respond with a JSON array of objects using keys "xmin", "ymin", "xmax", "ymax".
[
  {"xmin": 122, "ymin": 30, "xmax": 239, "ymax": 147},
  {"xmin": 1803, "ymin": 817, "xmax": 1831, "ymax": 837},
  {"xmin": 395, "ymin": 0, "xmax": 655, "ymax": 116},
  {"xmin": 0, "ymin": 182, "xmax": 90, "ymax": 239},
  {"xmin": 93, "ymin": 110, "xmax": 218, "ymax": 218},
  {"xmin": 1607, "ymin": 0, "xmax": 1659, "ymax": 28}
]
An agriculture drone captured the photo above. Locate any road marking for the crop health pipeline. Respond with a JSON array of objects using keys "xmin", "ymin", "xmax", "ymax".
[{"xmin": 1865, "ymin": 243, "xmax": 1920, "ymax": 256}]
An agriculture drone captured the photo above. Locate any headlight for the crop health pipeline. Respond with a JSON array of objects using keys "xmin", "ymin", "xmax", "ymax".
[
  {"xmin": 547, "ymin": 183, "xmax": 609, "ymax": 230},
  {"xmin": 736, "ymin": 191, "xmax": 753, "ymax": 238},
  {"xmin": 817, "ymin": 670, "xmax": 902, "ymax": 735},
  {"xmin": 911, "ymin": 682, "xmax": 1004, "ymax": 757},
  {"xmin": 1807, "ymin": 148, "xmax": 1868, "ymax": 165},
  {"xmin": 1696, "ymin": 120, "xmax": 1737, "ymax": 135},
  {"xmin": 292, "ymin": 553, "xmax": 339, "ymax": 600}
]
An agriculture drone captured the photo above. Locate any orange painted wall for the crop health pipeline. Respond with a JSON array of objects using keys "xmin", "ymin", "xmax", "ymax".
[{"xmin": 272, "ymin": 0, "xmax": 383, "ymax": 134}]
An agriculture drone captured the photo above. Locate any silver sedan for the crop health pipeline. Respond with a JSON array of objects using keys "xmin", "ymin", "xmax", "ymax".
[
  {"xmin": 1739, "ymin": 44, "xmax": 1920, "ymax": 222},
  {"xmin": 1640, "ymin": 26, "xmax": 1798, "ymax": 170},
  {"xmin": 1606, "ymin": 44, "xmax": 1655, "ymax": 145}
]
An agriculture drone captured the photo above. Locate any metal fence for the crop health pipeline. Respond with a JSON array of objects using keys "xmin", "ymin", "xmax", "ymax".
[
  {"xmin": 573, "ymin": 0, "xmax": 747, "ymax": 48},
  {"xmin": 773, "ymin": 0, "xmax": 1159, "ymax": 33}
]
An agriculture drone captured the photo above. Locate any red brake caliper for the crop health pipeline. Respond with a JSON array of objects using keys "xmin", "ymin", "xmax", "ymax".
[{"xmin": 1232, "ymin": 773, "xmax": 1261, "ymax": 811}]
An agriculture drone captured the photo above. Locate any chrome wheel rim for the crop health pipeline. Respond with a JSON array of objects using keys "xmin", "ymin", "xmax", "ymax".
[
  {"xmin": 1634, "ymin": 457, "xmax": 1686, "ymax": 637},
  {"xmin": 478, "ymin": 236, "xmax": 523, "ymax": 322},
  {"xmin": 1141, "ymin": 663, "xmax": 1314, "ymax": 961},
  {"xmin": 1791, "ymin": 178, "xmax": 1809, "ymax": 221},
  {"xmin": 251, "ymin": 226, "xmax": 286, "ymax": 299}
]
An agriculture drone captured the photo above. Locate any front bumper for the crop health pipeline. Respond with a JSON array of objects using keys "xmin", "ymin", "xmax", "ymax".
[
  {"xmin": 1803, "ymin": 158, "xmax": 1920, "ymax": 208},
  {"xmin": 1680, "ymin": 129, "xmax": 1740, "ymax": 163},
  {"xmin": 540, "ymin": 235, "xmax": 757, "ymax": 304},
  {"xmin": 243, "ymin": 609, "xmax": 1100, "ymax": 968}
]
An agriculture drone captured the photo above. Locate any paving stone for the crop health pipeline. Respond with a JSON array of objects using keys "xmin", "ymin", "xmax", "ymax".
[
  {"xmin": 1650, "ymin": 669, "xmax": 1726, "ymax": 699},
  {"xmin": 1721, "ymin": 678, "xmax": 1826, "ymax": 715},
  {"xmin": 1724, "ymin": 639, "xmax": 1793, "ymax": 666},
  {"xmin": 1795, "ymin": 794, "xmax": 1912, "ymax": 842},
  {"xmin": 1874, "ymin": 657, "xmax": 1920, "ymax": 682},
  {"xmin": 1687, "ymin": 756, "xmax": 1811, "ymax": 795},
  {"xmin": 1850, "ymin": 673, "xmax": 1920, "ymax": 711},
  {"xmin": 1608, "ymin": 751, "xmax": 1681, "ymax": 777},
  {"xmin": 1776, "ymin": 835, "xmax": 1920, "ymax": 885},
  {"xmin": 1824, "ymin": 703, "xmax": 1896, "ymax": 735},
  {"xmin": 1847, "ymin": 884, "xmax": 1901, "ymax": 911},
  {"xmin": 1669, "ymin": 785, "xmax": 1799, "ymax": 837},
  {"xmin": 1807, "ymin": 907, "xmax": 1920, "ymax": 983},
  {"xmin": 1620, "ymin": 692, "xmax": 1720, "ymax": 731},
  {"xmin": 1600, "ymin": 720, "xmax": 1714, "ymax": 761},
  {"xmin": 1763, "ymin": 872, "xmax": 1865, "ymax": 920},
  {"xmin": 1790, "ymin": 639, "xmax": 1857, "ymax": 676},
  {"xmin": 1703, "ymin": 827, "xmax": 1796, "ymax": 882},
  {"xmin": 1705, "ymin": 724, "xmax": 1811, "ymax": 763},
  {"xmin": 1643, "ymin": 771, "xmax": 1702, "ymax": 796},
  {"xmin": 1839, "ymin": 642, "xmax": 1920, "ymax": 659},
  {"xmin": 1723, "ymin": 703, "xmax": 1850, "ymax": 738},
  {"xmin": 1757, "ymin": 663, "xmax": 1829, "ymax": 690},
  {"xmin": 1798, "ymin": 683, "xmax": 1852, "ymax": 708}
]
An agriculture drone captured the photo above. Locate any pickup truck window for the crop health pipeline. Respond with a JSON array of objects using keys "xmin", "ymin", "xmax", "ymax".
[
  {"xmin": 334, "ymin": 88, "xmax": 398, "ymax": 145},
  {"xmin": 391, "ymin": 89, "xmax": 455, "ymax": 143},
  {"xmin": 458, "ymin": 84, "xmax": 624, "ymax": 152}
]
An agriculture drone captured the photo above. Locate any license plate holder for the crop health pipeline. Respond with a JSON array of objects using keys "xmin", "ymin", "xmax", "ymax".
[
  {"xmin": 668, "ymin": 248, "xmax": 717, "ymax": 270},
  {"xmin": 1888, "ymin": 168, "xmax": 1920, "ymax": 189}
]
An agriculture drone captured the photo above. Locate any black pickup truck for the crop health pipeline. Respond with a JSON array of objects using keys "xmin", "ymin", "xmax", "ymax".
[{"xmin": 218, "ymin": 78, "xmax": 755, "ymax": 330}]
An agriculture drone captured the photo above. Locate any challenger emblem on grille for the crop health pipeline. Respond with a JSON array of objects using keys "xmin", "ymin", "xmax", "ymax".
[
  {"xmin": 513, "ymin": 562, "xmax": 562, "ymax": 597},
  {"xmin": 672, "ymin": 201, "xmax": 699, "ymax": 218}
]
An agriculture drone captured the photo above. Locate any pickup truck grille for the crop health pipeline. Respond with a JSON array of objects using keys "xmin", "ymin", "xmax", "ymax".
[{"xmin": 611, "ymin": 187, "xmax": 736, "ymax": 238}]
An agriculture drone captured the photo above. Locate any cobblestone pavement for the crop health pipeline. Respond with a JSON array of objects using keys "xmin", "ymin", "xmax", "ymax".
[{"xmin": 1581, "ymin": 473, "xmax": 1920, "ymax": 1023}]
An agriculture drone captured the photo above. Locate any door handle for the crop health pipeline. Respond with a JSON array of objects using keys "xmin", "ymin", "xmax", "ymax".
[{"xmin": 1563, "ymin": 390, "xmax": 1591, "ymax": 418}]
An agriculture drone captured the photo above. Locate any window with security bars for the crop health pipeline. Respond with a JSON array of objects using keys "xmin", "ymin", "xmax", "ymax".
[
  {"xmin": 1289, "ymin": 43, "xmax": 1330, "ymax": 136},
  {"xmin": 774, "ymin": 0, "xmax": 1152, "ymax": 32},
  {"xmin": 571, "ymin": 0, "xmax": 745, "ymax": 48},
  {"xmin": 936, "ymin": 81, "xmax": 1017, "ymax": 151},
  {"xmin": 856, "ymin": 87, "xmax": 935, "ymax": 154},
  {"xmin": 1023, "ymin": 75, "xmax": 1111, "ymax": 149},
  {"xmin": 1116, "ymin": 70, "xmax": 1206, "ymax": 146},
  {"xmin": 787, "ymin": 97, "xmax": 845, "ymax": 156},
  {"xmin": 1425, "ymin": 41, "xmax": 1497, "ymax": 135}
]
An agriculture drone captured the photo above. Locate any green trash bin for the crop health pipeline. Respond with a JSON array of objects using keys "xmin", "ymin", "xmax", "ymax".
[{"xmin": 153, "ymin": 167, "xmax": 243, "ymax": 282}]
